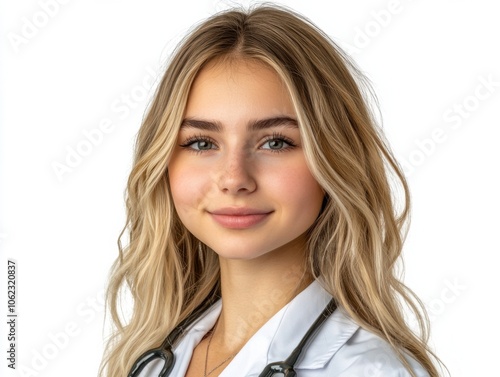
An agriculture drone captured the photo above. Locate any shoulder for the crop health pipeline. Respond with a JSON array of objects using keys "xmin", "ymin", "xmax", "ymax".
[
  {"xmin": 293, "ymin": 302, "xmax": 430, "ymax": 377},
  {"xmin": 329, "ymin": 323, "xmax": 430, "ymax": 377}
]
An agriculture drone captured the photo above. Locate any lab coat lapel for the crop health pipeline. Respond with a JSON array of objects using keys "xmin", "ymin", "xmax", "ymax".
[
  {"xmin": 169, "ymin": 301, "xmax": 222, "ymax": 376},
  {"xmin": 267, "ymin": 280, "xmax": 360, "ymax": 370},
  {"xmin": 220, "ymin": 280, "xmax": 360, "ymax": 376}
]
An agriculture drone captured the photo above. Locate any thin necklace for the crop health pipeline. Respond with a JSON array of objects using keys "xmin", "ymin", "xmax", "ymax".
[{"xmin": 203, "ymin": 322, "xmax": 236, "ymax": 377}]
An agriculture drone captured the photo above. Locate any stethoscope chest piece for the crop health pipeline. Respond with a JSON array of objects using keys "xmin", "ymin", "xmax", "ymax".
[{"xmin": 258, "ymin": 362, "xmax": 296, "ymax": 377}]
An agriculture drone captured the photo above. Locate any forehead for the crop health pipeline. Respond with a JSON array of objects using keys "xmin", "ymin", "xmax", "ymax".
[{"xmin": 183, "ymin": 58, "xmax": 296, "ymax": 122}]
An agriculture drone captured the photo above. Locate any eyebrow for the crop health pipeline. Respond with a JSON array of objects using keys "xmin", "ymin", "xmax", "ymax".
[{"xmin": 180, "ymin": 116, "xmax": 298, "ymax": 132}]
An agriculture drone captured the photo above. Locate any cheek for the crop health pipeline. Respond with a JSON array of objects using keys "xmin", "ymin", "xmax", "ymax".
[
  {"xmin": 267, "ymin": 162, "xmax": 324, "ymax": 212},
  {"xmin": 168, "ymin": 156, "xmax": 209, "ymax": 212}
]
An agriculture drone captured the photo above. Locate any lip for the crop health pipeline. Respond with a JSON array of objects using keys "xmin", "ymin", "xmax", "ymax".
[{"xmin": 208, "ymin": 207, "xmax": 273, "ymax": 229}]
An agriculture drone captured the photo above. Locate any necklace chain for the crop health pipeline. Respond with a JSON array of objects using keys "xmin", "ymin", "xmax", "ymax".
[{"xmin": 203, "ymin": 322, "xmax": 236, "ymax": 377}]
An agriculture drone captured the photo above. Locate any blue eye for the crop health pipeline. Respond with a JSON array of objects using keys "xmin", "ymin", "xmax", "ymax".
[
  {"xmin": 266, "ymin": 139, "xmax": 286, "ymax": 149},
  {"xmin": 180, "ymin": 137, "xmax": 217, "ymax": 152},
  {"xmin": 191, "ymin": 140, "xmax": 214, "ymax": 150},
  {"xmin": 261, "ymin": 134, "xmax": 296, "ymax": 152}
]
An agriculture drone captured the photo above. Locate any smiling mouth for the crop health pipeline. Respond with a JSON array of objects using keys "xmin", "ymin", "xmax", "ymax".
[{"xmin": 208, "ymin": 209, "xmax": 273, "ymax": 229}]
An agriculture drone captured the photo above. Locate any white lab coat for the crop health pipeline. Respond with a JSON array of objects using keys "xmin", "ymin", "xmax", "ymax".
[{"xmin": 139, "ymin": 280, "xmax": 429, "ymax": 376}]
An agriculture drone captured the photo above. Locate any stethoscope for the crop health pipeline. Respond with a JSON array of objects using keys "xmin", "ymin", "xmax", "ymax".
[{"xmin": 128, "ymin": 296, "xmax": 337, "ymax": 377}]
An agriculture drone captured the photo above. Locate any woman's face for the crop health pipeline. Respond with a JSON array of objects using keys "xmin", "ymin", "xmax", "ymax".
[{"xmin": 168, "ymin": 59, "xmax": 324, "ymax": 260}]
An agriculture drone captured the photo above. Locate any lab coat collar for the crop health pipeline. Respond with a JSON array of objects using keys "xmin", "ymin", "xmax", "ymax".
[{"xmin": 220, "ymin": 280, "xmax": 360, "ymax": 376}]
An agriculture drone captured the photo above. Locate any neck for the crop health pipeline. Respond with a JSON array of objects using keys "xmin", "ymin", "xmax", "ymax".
[{"xmin": 212, "ymin": 238, "xmax": 313, "ymax": 352}]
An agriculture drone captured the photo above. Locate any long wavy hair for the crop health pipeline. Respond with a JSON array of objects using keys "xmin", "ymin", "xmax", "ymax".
[{"xmin": 100, "ymin": 4, "xmax": 446, "ymax": 377}]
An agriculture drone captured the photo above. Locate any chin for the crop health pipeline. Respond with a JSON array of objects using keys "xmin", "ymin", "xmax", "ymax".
[
  {"xmin": 206, "ymin": 242, "xmax": 273, "ymax": 261},
  {"xmin": 210, "ymin": 239, "xmax": 299, "ymax": 262},
  {"xmin": 213, "ymin": 248, "xmax": 268, "ymax": 261}
]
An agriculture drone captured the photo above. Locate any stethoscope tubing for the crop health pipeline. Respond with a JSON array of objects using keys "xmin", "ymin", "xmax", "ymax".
[
  {"xmin": 128, "ymin": 296, "xmax": 337, "ymax": 377},
  {"xmin": 128, "ymin": 294, "xmax": 218, "ymax": 377},
  {"xmin": 257, "ymin": 298, "xmax": 337, "ymax": 377}
]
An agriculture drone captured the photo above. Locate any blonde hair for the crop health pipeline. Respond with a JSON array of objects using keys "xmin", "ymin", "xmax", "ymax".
[{"xmin": 100, "ymin": 4, "xmax": 446, "ymax": 377}]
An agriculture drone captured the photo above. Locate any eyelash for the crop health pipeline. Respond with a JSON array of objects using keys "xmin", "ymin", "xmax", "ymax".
[
  {"xmin": 262, "ymin": 132, "xmax": 296, "ymax": 153},
  {"xmin": 179, "ymin": 134, "xmax": 217, "ymax": 154},
  {"xmin": 179, "ymin": 132, "xmax": 297, "ymax": 154}
]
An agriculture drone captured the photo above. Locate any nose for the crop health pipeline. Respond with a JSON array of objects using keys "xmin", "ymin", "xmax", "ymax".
[{"xmin": 216, "ymin": 150, "xmax": 257, "ymax": 194}]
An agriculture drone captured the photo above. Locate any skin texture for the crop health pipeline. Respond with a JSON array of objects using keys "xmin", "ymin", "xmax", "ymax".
[{"xmin": 168, "ymin": 58, "xmax": 324, "ymax": 377}]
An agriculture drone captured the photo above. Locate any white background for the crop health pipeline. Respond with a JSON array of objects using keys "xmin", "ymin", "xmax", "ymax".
[{"xmin": 1, "ymin": 0, "xmax": 499, "ymax": 376}]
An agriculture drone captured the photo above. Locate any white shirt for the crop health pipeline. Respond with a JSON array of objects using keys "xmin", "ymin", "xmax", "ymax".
[{"xmin": 139, "ymin": 280, "xmax": 429, "ymax": 376}]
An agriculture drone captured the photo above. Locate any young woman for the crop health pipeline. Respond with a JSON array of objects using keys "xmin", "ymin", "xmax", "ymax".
[{"xmin": 100, "ymin": 4, "xmax": 446, "ymax": 377}]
